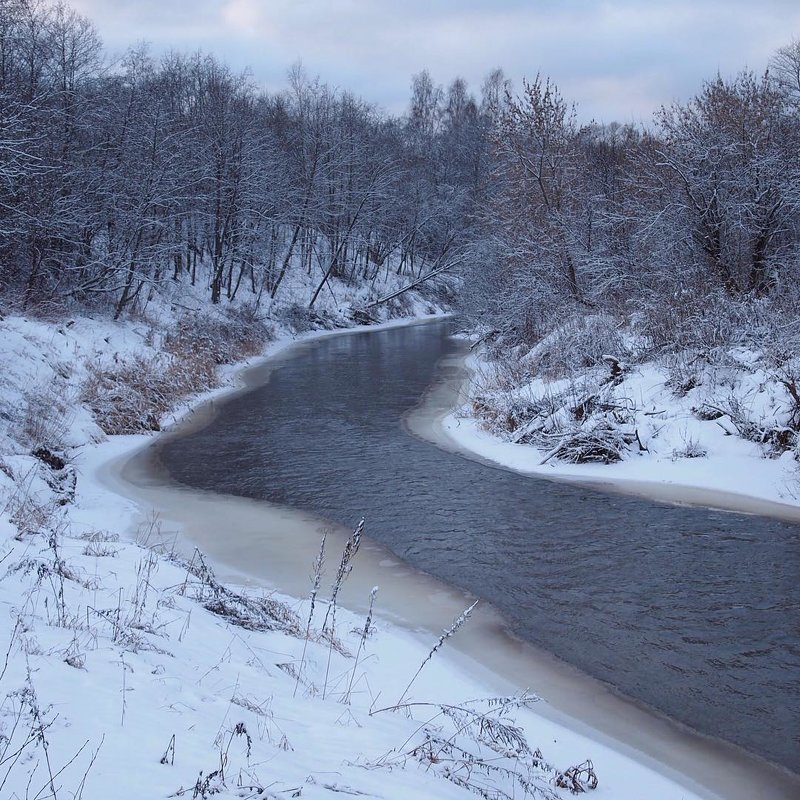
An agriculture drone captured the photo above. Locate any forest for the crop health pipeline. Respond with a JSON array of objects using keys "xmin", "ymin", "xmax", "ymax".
[
  {"xmin": 1, "ymin": 1, "xmax": 798, "ymax": 323},
  {"xmin": 0, "ymin": 0, "xmax": 488, "ymax": 318}
]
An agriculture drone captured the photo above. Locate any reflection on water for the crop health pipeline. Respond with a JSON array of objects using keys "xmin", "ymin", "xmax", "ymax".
[{"xmin": 154, "ymin": 320, "xmax": 800, "ymax": 774}]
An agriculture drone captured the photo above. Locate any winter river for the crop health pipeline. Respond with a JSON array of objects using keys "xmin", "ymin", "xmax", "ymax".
[{"xmin": 144, "ymin": 318, "xmax": 799, "ymax": 781}]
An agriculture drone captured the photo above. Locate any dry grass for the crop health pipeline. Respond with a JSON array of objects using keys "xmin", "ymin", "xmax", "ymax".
[
  {"xmin": 373, "ymin": 693, "xmax": 598, "ymax": 799},
  {"xmin": 83, "ymin": 310, "xmax": 273, "ymax": 435},
  {"xmin": 13, "ymin": 378, "xmax": 74, "ymax": 452}
]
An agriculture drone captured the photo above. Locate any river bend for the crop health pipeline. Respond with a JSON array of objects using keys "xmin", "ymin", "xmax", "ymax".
[{"xmin": 153, "ymin": 320, "xmax": 800, "ymax": 774}]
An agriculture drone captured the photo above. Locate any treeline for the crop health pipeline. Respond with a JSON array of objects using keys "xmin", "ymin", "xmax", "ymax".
[
  {"xmin": 470, "ymin": 51, "xmax": 800, "ymax": 353},
  {"xmin": 0, "ymin": 1, "xmax": 496, "ymax": 317},
  {"xmin": 2, "ymin": 0, "xmax": 799, "ymax": 351}
]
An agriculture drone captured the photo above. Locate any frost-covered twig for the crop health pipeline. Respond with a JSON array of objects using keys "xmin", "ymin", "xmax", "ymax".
[
  {"xmin": 294, "ymin": 532, "xmax": 326, "ymax": 698},
  {"xmin": 343, "ymin": 585, "xmax": 378, "ymax": 704},
  {"xmin": 322, "ymin": 519, "xmax": 363, "ymax": 700},
  {"xmin": 396, "ymin": 599, "xmax": 478, "ymax": 706}
]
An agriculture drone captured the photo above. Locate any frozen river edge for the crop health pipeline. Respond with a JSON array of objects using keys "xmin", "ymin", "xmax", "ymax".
[{"xmin": 93, "ymin": 317, "xmax": 799, "ymax": 800}]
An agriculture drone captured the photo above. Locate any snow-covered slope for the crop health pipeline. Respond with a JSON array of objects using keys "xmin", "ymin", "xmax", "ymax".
[{"xmin": 446, "ymin": 342, "xmax": 800, "ymax": 520}]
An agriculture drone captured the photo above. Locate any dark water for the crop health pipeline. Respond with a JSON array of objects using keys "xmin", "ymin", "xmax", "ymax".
[{"xmin": 156, "ymin": 320, "xmax": 800, "ymax": 773}]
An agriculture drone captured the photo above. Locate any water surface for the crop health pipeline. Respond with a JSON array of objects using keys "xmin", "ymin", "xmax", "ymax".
[{"xmin": 153, "ymin": 320, "xmax": 800, "ymax": 774}]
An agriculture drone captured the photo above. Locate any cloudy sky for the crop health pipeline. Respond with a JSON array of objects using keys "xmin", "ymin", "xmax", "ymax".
[{"xmin": 69, "ymin": 0, "xmax": 799, "ymax": 123}]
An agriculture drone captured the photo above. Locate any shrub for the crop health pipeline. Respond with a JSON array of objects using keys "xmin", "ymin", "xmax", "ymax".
[
  {"xmin": 14, "ymin": 379, "xmax": 74, "ymax": 452},
  {"xmin": 82, "ymin": 355, "xmax": 180, "ymax": 434},
  {"xmin": 522, "ymin": 314, "xmax": 630, "ymax": 380},
  {"xmin": 165, "ymin": 306, "xmax": 272, "ymax": 366},
  {"xmin": 672, "ymin": 436, "xmax": 708, "ymax": 459}
]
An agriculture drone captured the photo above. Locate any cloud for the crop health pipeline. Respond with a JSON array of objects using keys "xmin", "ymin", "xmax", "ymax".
[
  {"xmin": 67, "ymin": 0, "xmax": 800, "ymax": 122},
  {"xmin": 221, "ymin": 0, "xmax": 267, "ymax": 34}
]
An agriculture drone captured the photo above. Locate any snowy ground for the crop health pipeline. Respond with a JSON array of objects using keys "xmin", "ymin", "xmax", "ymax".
[
  {"xmin": 0, "ymin": 307, "xmax": 796, "ymax": 800},
  {"xmin": 443, "ymin": 349, "xmax": 800, "ymax": 523},
  {"xmin": 13, "ymin": 429, "xmax": 714, "ymax": 800}
]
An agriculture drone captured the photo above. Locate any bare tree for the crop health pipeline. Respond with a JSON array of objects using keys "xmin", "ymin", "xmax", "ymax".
[
  {"xmin": 771, "ymin": 38, "xmax": 800, "ymax": 107},
  {"xmin": 653, "ymin": 71, "xmax": 799, "ymax": 296},
  {"xmin": 492, "ymin": 76, "xmax": 582, "ymax": 304}
]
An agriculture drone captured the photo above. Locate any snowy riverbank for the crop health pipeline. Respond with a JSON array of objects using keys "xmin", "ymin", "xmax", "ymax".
[
  {"xmin": 0, "ymin": 313, "xmax": 797, "ymax": 800},
  {"xmin": 442, "ymin": 350, "xmax": 800, "ymax": 523}
]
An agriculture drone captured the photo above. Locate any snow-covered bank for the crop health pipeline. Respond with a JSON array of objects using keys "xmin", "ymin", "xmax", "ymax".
[
  {"xmin": 0, "ymin": 312, "xmax": 797, "ymax": 800},
  {"xmin": 71, "ymin": 432, "xmax": 721, "ymax": 800},
  {"xmin": 8, "ymin": 436, "xmax": 590, "ymax": 800},
  {"xmin": 441, "ymin": 349, "xmax": 800, "ymax": 523},
  {"xmin": 97, "ymin": 324, "xmax": 798, "ymax": 800}
]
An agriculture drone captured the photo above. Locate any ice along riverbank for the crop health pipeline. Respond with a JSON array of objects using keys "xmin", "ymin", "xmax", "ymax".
[{"xmin": 99, "ymin": 317, "xmax": 800, "ymax": 799}]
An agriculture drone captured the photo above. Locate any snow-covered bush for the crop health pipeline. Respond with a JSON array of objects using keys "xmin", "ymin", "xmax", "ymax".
[
  {"xmin": 83, "ymin": 354, "xmax": 186, "ymax": 434},
  {"xmin": 522, "ymin": 314, "xmax": 630, "ymax": 380},
  {"xmin": 663, "ymin": 351, "xmax": 705, "ymax": 397},
  {"xmin": 275, "ymin": 302, "xmax": 318, "ymax": 333},
  {"xmin": 165, "ymin": 307, "xmax": 274, "ymax": 366},
  {"xmin": 672, "ymin": 436, "xmax": 708, "ymax": 460},
  {"xmin": 15, "ymin": 379, "xmax": 75, "ymax": 454}
]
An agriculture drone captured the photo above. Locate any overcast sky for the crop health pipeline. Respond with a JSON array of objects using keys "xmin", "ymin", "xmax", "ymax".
[{"xmin": 69, "ymin": 0, "xmax": 800, "ymax": 124}]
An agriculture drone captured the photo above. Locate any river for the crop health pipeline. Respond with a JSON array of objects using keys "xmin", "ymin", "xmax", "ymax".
[{"xmin": 143, "ymin": 319, "xmax": 799, "ymax": 779}]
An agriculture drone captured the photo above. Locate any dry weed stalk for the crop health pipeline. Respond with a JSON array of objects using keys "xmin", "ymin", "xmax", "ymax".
[
  {"xmin": 322, "ymin": 519, "xmax": 363, "ymax": 700},
  {"xmin": 397, "ymin": 599, "xmax": 478, "ymax": 706},
  {"xmin": 0, "ymin": 668, "xmax": 96, "ymax": 800},
  {"xmin": 343, "ymin": 585, "xmax": 378, "ymax": 704},
  {"xmin": 294, "ymin": 532, "xmax": 326, "ymax": 698}
]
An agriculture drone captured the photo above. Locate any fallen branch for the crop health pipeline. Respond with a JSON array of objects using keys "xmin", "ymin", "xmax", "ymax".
[
  {"xmin": 469, "ymin": 328, "xmax": 500, "ymax": 351},
  {"xmin": 363, "ymin": 257, "xmax": 463, "ymax": 309}
]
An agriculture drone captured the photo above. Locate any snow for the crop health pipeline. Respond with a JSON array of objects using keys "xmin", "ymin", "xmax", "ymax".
[
  {"xmin": 0, "ymin": 310, "xmax": 796, "ymax": 800},
  {"xmin": 443, "ymin": 352, "xmax": 800, "ymax": 523}
]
